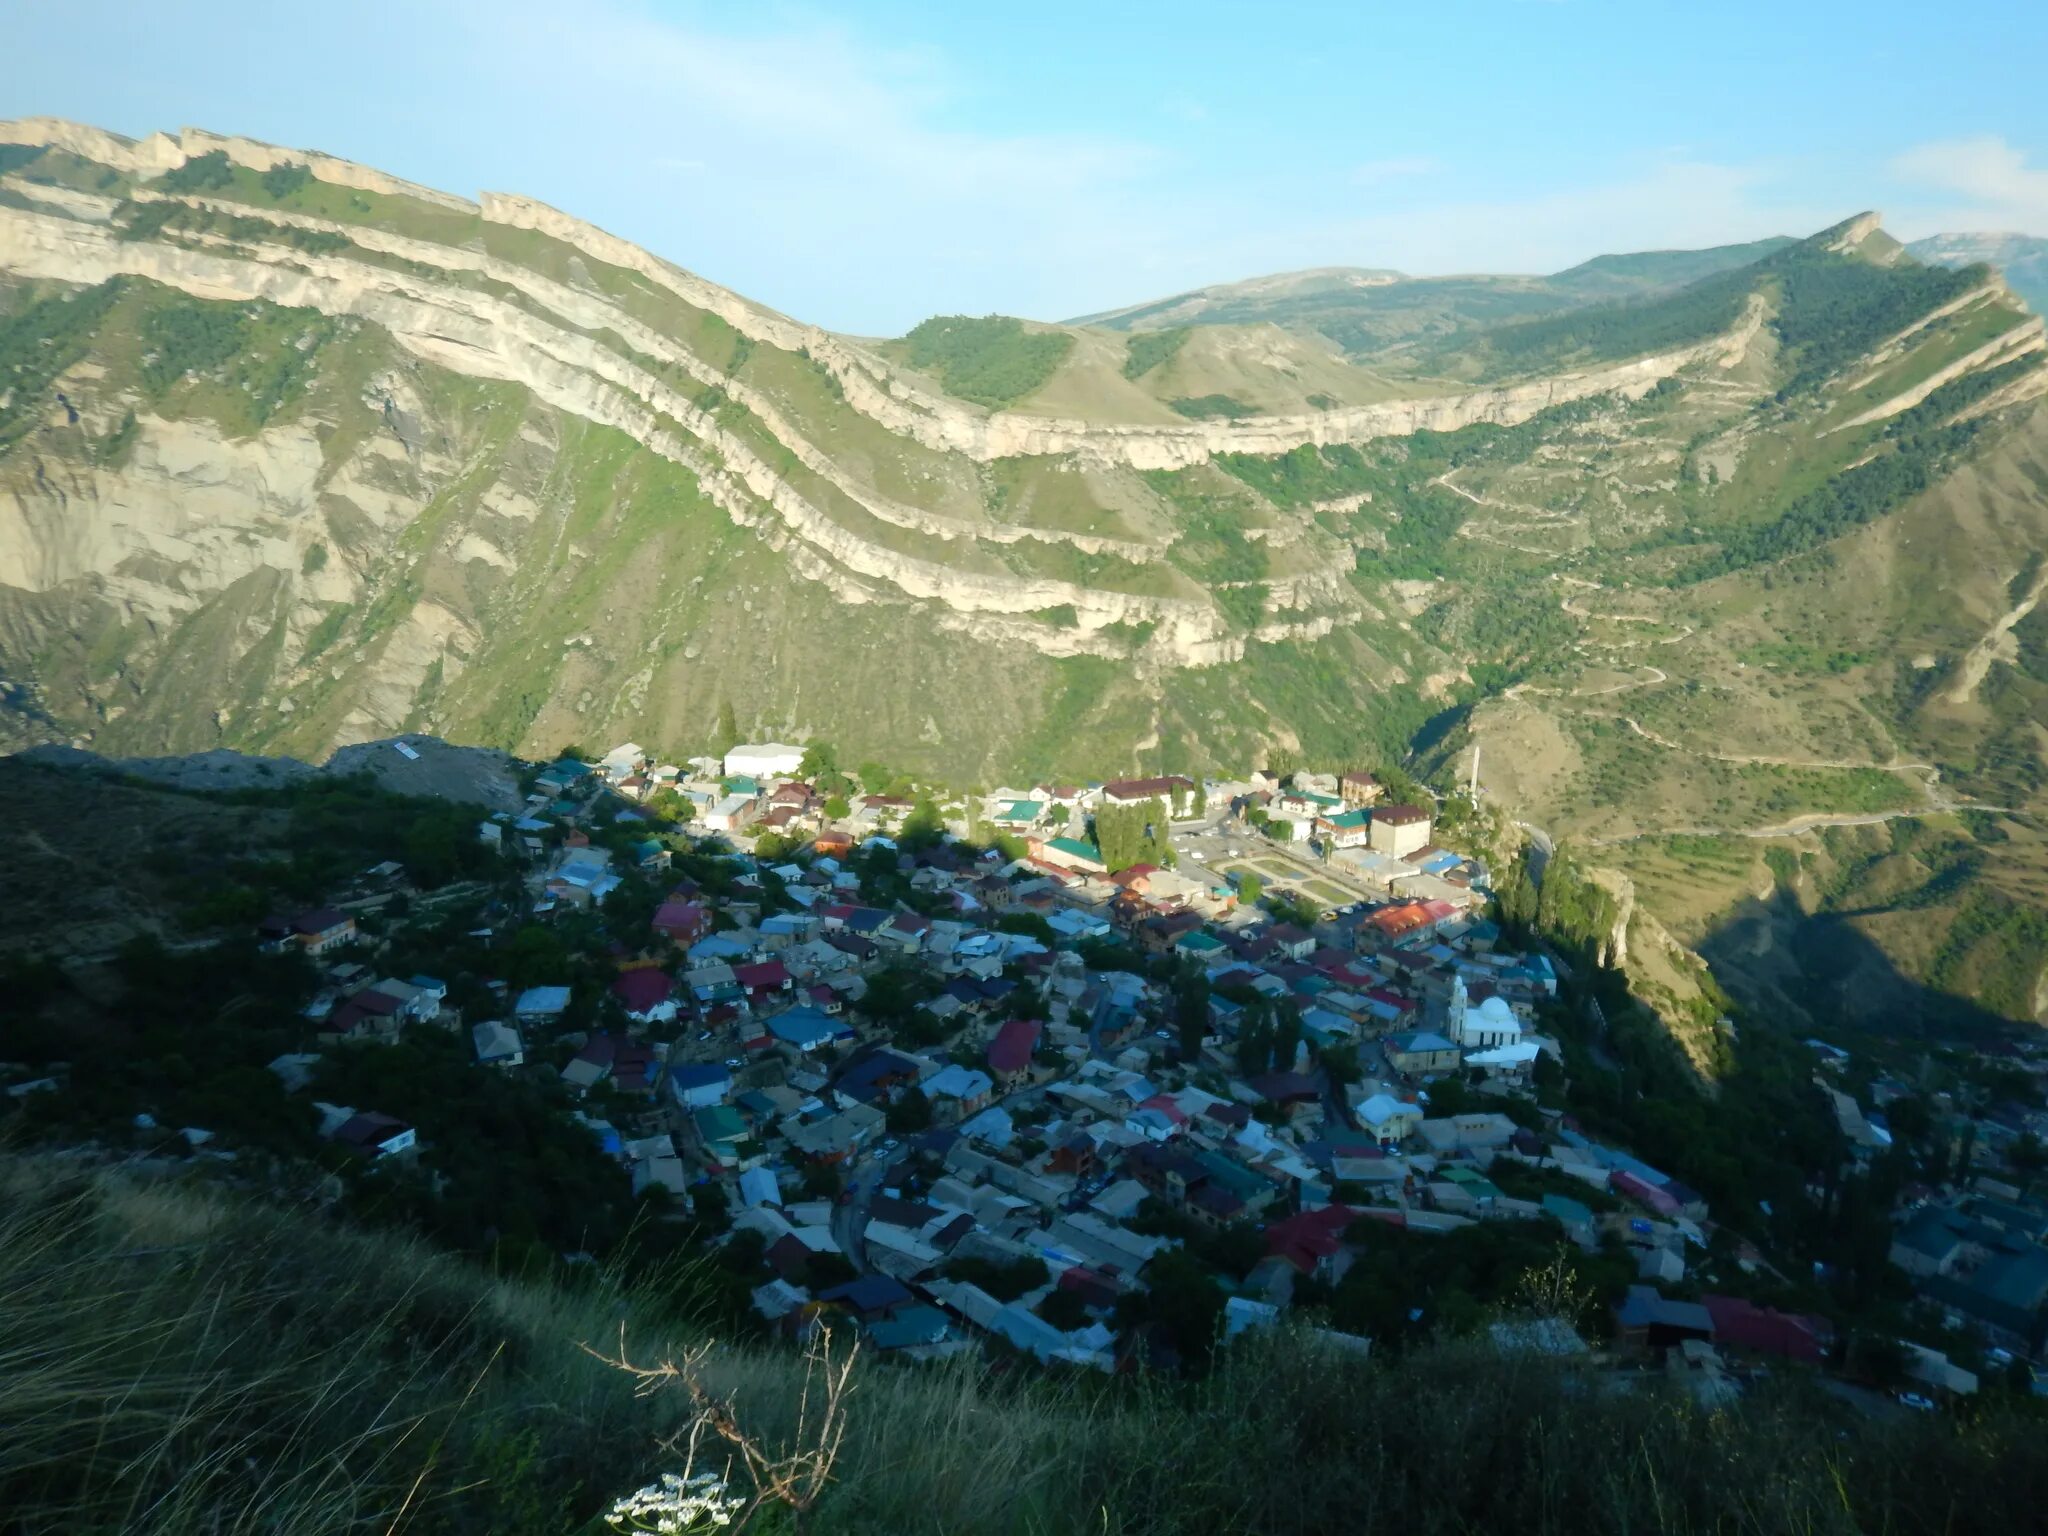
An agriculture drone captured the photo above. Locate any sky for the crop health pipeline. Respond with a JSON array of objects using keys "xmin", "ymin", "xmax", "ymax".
[{"xmin": 13, "ymin": 0, "xmax": 2048, "ymax": 334}]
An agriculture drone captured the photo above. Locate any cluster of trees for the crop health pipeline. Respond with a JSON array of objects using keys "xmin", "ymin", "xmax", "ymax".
[
  {"xmin": 901, "ymin": 314, "xmax": 1073, "ymax": 409},
  {"xmin": 1232, "ymin": 995, "xmax": 1305, "ymax": 1077},
  {"xmin": 1771, "ymin": 250, "xmax": 1986, "ymax": 395},
  {"xmin": 157, "ymin": 148, "xmax": 236, "ymax": 193},
  {"xmin": 941, "ymin": 1254, "xmax": 1049, "ymax": 1302},
  {"xmin": 259, "ymin": 160, "xmax": 312, "ymax": 200},
  {"xmin": 1122, "ymin": 326, "xmax": 1189, "ymax": 380},
  {"xmin": 1454, "ymin": 261, "xmax": 1757, "ymax": 377},
  {"xmin": 1168, "ymin": 393, "xmax": 1257, "ymax": 420},
  {"xmin": 1092, "ymin": 797, "xmax": 1175, "ymax": 873}
]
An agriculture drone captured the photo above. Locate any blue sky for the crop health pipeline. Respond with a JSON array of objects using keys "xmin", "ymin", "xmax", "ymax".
[{"xmin": 14, "ymin": 0, "xmax": 2048, "ymax": 333}]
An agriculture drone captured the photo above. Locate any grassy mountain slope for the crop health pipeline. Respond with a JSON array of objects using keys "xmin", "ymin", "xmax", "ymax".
[
  {"xmin": 1072, "ymin": 236, "xmax": 1797, "ymax": 360},
  {"xmin": 2, "ymin": 122, "xmax": 2047, "ymax": 1027},
  {"xmin": 8, "ymin": 1151, "xmax": 2047, "ymax": 1536}
]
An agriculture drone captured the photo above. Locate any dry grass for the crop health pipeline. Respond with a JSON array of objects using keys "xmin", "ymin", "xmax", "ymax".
[{"xmin": 5, "ymin": 1151, "xmax": 2047, "ymax": 1536}]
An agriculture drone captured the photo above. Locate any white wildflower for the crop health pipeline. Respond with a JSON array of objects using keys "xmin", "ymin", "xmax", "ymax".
[{"xmin": 604, "ymin": 1469, "xmax": 747, "ymax": 1532}]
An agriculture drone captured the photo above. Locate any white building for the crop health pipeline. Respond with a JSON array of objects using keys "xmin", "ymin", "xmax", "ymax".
[
  {"xmin": 1449, "ymin": 975, "xmax": 1524, "ymax": 1051},
  {"xmin": 724, "ymin": 743, "xmax": 806, "ymax": 779}
]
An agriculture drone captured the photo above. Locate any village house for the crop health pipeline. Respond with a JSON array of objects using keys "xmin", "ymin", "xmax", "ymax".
[
  {"xmin": 704, "ymin": 794, "xmax": 757, "ymax": 833},
  {"xmin": 988, "ymin": 1018, "xmax": 1043, "ymax": 1090},
  {"xmin": 1315, "ymin": 807, "xmax": 1374, "ymax": 848},
  {"xmin": 1101, "ymin": 775, "xmax": 1197, "ymax": 814},
  {"xmin": 1368, "ymin": 805, "xmax": 1433, "ymax": 857},
  {"xmin": 471, "ymin": 1019, "xmax": 523, "ymax": 1067},
  {"xmin": 724, "ymin": 743, "xmax": 807, "ymax": 779},
  {"xmin": 1339, "ymin": 771, "xmax": 1383, "ymax": 808},
  {"xmin": 290, "ymin": 908, "xmax": 357, "ymax": 956}
]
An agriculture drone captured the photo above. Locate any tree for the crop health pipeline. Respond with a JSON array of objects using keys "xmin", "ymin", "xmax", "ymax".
[
  {"xmin": 886, "ymin": 1087, "xmax": 934, "ymax": 1134},
  {"xmin": 823, "ymin": 794, "xmax": 851, "ymax": 820},
  {"xmin": 900, "ymin": 795, "xmax": 946, "ymax": 851},
  {"xmin": 798, "ymin": 742, "xmax": 839, "ymax": 781},
  {"xmin": 1175, "ymin": 965, "xmax": 1211, "ymax": 1060},
  {"xmin": 1037, "ymin": 1288, "xmax": 1091, "ymax": 1333},
  {"xmin": 1427, "ymin": 1075, "xmax": 1473, "ymax": 1115},
  {"xmin": 1237, "ymin": 872, "xmax": 1263, "ymax": 906},
  {"xmin": 1116, "ymin": 1247, "xmax": 1225, "ymax": 1368},
  {"xmin": 1320, "ymin": 1042, "xmax": 1363, "ymax": 1087},
  {"xmin": 1272, "ymin": 1002, "xmax": 1304, "ymax": 1076},
  {"xmin": 692, "ymin": 1181, "xmax": 731, "ymax": 1232},
  {"xmin": 714, "ymin": 700, "xmax": 740, "ymax": 754}
]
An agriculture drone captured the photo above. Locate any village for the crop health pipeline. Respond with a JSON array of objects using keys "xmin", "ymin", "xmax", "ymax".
[{"xmin": 64, "ymin": 736, "xmax": 2048, "ymax": 1402}]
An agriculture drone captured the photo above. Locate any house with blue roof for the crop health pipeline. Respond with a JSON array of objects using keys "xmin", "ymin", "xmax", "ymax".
[
  {"xmin": 514, "ymin": 985, "xmax": 571, "ymax": 1020},
  {"xmin": 769, "ymin": 1005, "xmax": 850, "ymax": 1052},
  {"xmin": 669, "ymin": 1062, "xmax": 733, "ymax": 1109}
]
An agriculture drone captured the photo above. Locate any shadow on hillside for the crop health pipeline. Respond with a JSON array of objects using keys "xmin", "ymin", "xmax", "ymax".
[{"xmin": 1695, "ymin": 884, "xmax": 2016, "ymax": 1046}]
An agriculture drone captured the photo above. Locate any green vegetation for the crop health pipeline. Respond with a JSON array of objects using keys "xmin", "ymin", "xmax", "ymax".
[
  {"xmin": 136, "ymin": 289, "xmax": 340, "ymax": 434},
  {"xmin": 1121, "ymin": 326, "xmax": 1189, "ymax": 379},
  {"xmin": 1092, "ymin": 797, "xmax": 1175, "ymax": 872},
  {"xmin": 1452, "ymin": 263, "xmax": 1754, "ymax": 376},
  {"xmin": 900, "ymin": 315, "xmax": 1073, "ymax": 408},
  {"xmin": 0, "ymin": 280, "xmax": 126, "ymax": 447},
  {"xmin": 1772, "ymin": 251, "xmax": 1987, "ymax": 396},
  {"xmin": 15, "ymin": 1156, "xmax": 2048, "ymax": 1536},
  {"xmin": 1927, "ymin": 890, "xmax": 2048, "ymax": 1020},
  {"xmin": 1168, "ymin": 393, "xmax": 1256, "ymax": 420},
  {"xmin": 0, "ymin": 143, "xmax": 48, "ymax": 176},
  {"xmin": 1673, "ymin": 359, "xmax": 2031, "ymax": 582},
  {"xmin": 156, "ymin": 148, "xmax": 236, "ymax": 193},
  {"xmin": 260, "ymin": 160, "xmax": 313, "ymax": 200}
]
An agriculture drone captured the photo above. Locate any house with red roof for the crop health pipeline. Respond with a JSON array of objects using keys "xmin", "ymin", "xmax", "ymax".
[
  {"xmin": 988, "ymin": 1018, "xmax": 1043, "ymax": 1089},
  {"xmin": 732, "ymin": 959, "xmax": 792, "ymax": 1004},
  {"xmin": 1266, "ymin": 1205, "xmax": 1359, "ymax": 1281},
  {"xmin": 653, "ymin": 900, "xmax": 710, "ymax": 946},
  {"xmin": 1700, "ymin": 1295, "xmax": 1830, "ymax": 1364},
  {"xmin": 611, "ymin": 968, "xmax": 678, "ymax": 1023}
]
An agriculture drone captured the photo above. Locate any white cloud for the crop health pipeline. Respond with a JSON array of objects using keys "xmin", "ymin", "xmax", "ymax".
[
  {"xmin": 1888, "ymin": 136, "xmax": 2048, "ymax": 235},
  {"xmin": 443, "ymin": 0, "xmax": 1166, "ymax": 330}
]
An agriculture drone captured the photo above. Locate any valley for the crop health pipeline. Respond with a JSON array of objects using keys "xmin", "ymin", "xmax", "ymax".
[{"xmin": 1, "ymin": 116, "xmax": 2046, "ymax": 1038}]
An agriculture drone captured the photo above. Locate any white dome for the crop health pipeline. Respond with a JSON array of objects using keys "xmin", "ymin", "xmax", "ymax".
[{"xmin": 1477, "ymin": 996, "xmax": 1518, "ymax": 1026}]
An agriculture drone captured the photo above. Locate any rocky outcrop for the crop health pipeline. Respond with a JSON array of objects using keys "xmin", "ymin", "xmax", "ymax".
[
  {"xmin": 3, "ymin": 120, "xmax": 1756, "ymax": 473},
  {"xmin": 0, "ymin": 206, "xmax": 1241, "ymax": 656}
]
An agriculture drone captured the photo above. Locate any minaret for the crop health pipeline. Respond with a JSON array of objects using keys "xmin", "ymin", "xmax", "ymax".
[
  {"xmin": 1469, "ymin": 745, "xmax": 1481, "ymax": 802},
  {"xmin": 1449, "ymin": 973, "xmax": 1470, "ymax": 1047}
]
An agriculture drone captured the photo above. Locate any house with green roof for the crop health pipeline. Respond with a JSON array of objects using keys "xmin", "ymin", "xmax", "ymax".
[
  {"xmin": 692, "ymin": 1104, "xmax": 749, "ymax": 1167},
  {"xmin": 992, "ymin": 799, "xmax": 1046, "ymax": 828},
  {"xmin": 1041, "ymin": 836, "xmax": 1106, "ymax": 874},
  {"xmin": 1316, "ymin": 806, "xmax": 1374, "ymax": 849}
]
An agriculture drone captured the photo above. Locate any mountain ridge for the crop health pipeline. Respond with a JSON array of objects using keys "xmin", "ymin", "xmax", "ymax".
[{"xmin": 2, "ymin": 118, "xmax": 2046, "ymax": 1028}]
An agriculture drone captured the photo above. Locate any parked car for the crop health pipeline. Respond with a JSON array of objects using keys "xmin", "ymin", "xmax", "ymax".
[{"xmin": 1896, "ymin": 1392, "xmax": 1936, "ymax": 1411}]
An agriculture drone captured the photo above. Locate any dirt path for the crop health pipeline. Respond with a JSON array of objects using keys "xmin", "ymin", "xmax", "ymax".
[
  {"xmin": 1582, "ymin": 803, "xmax": 2024, "ymax": 847},
  {"xmin": 1606, "ymin": 713, "xmax": 1940, "ymax": 777}
]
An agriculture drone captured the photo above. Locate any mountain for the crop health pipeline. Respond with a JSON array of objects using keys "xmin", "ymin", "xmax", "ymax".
[
  {"xmin": 1910, "ymin": 231, "xmax": 2048, "ymax": 321},
  {"xmin": 3, "ymin": 119, "xmax": 2048, "ymax": 1028},
  {"xmin": 1069, "ymin": 238, "xmax": 1798, "ymax": 358}
]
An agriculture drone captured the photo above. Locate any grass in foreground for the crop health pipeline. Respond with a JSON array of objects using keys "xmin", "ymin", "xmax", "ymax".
[{"xmin": 4, "ymin": 1152, "xmax": 2048, "ymax": 1534}]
